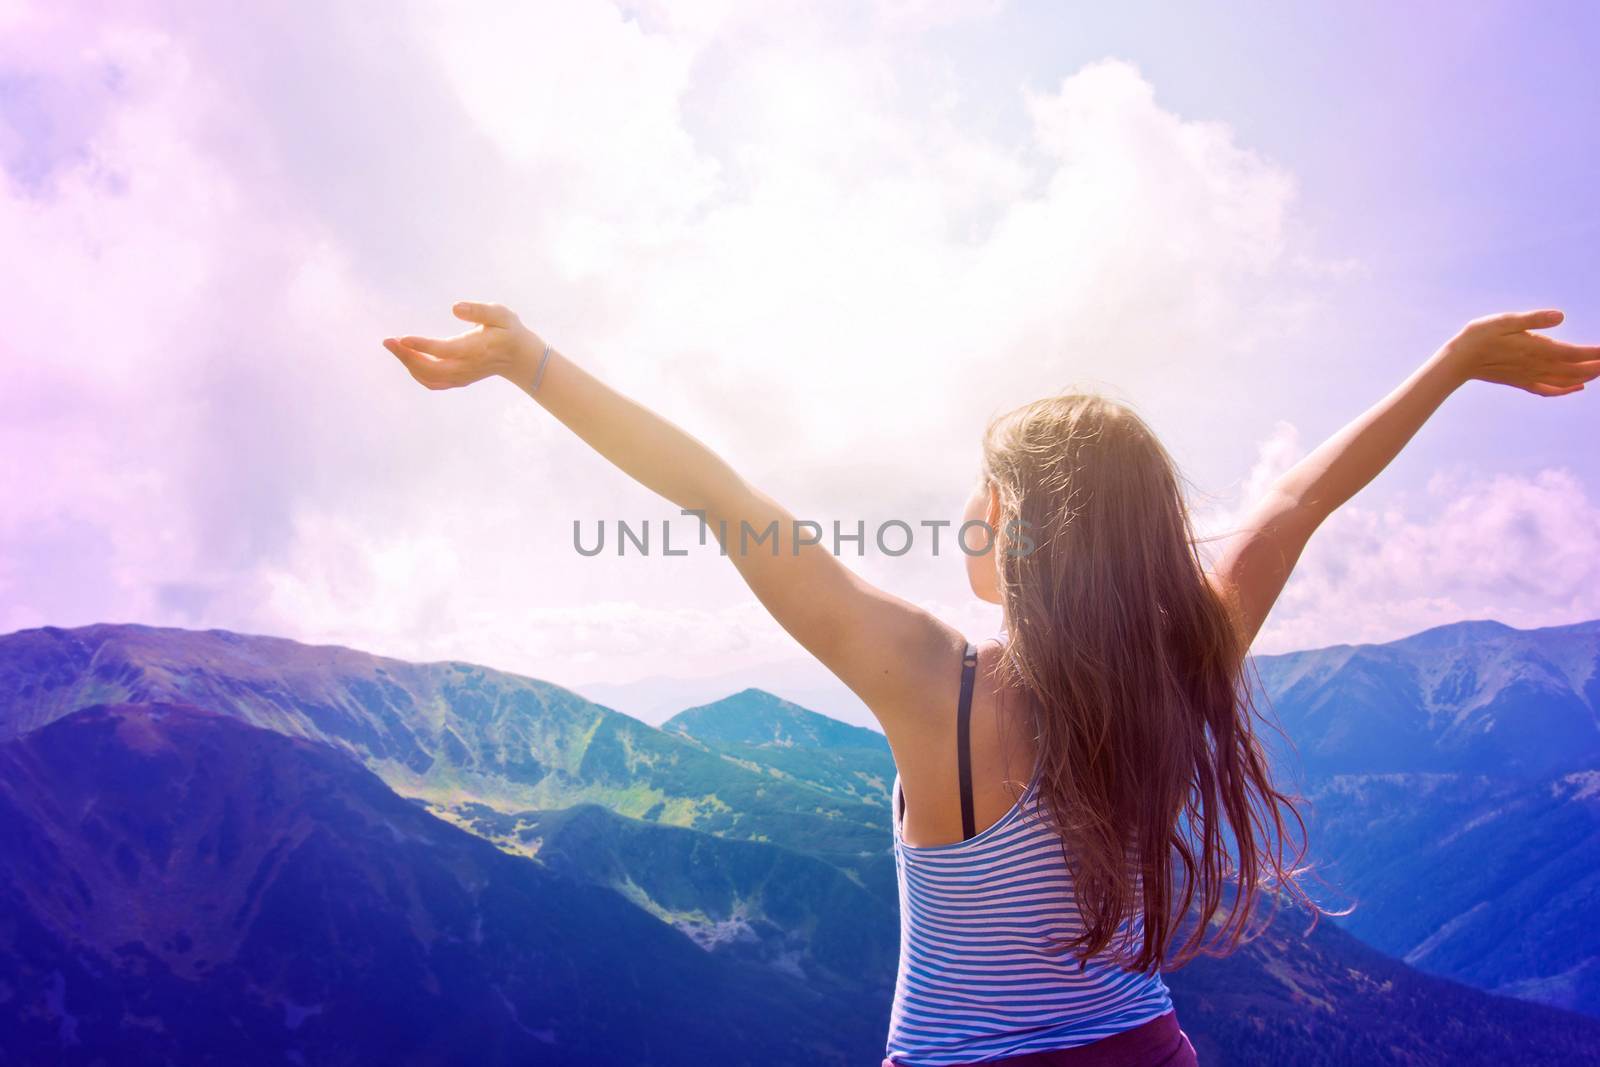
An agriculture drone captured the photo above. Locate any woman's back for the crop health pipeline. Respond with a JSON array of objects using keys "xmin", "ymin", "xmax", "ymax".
[{"xmin": 885, "ymin": 737, "xmax": 1177, "ymax": 1065}]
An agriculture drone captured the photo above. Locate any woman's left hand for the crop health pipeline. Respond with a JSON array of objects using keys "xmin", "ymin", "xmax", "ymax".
[
  {"xmin": 1442, "ymin": 309, "xmax": 1600, "ymax": 397},
  {"xmin": 383, "ymin": 301, "xmax": 543, "ymax": 390}
]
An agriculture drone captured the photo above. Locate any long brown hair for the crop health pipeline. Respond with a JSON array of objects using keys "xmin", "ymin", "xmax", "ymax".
[{"xmin": 981, "ymin": 391, "xmax": 1338, "ymax": 974}]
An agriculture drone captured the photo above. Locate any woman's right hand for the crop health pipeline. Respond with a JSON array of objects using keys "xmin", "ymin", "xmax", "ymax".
[
  {"xmin": 383, "ymin": 301, "xmax": 544, "ymax": 392},
  {"xmin": 1443, "ymin": 309, "xmax": 1600, "ymax": 397}
]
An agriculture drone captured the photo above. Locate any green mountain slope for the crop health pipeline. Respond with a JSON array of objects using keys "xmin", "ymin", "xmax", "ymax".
[
  {"xmin": 0, "ymin": 702, "xmax": 885, "ymax": 1065},
  {"xmin": 515, "ymin": 801, "xmax": 899, "ymax": 994},
  {"xmin": 662, "ymin": 688, "xmax": 896, "ymax": 807},
  {"xmin": 0, "ymin": 623, "xmax": 896, "ymax": 894}
]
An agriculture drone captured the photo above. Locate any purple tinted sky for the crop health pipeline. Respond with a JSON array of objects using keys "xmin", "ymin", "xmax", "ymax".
[{"xmin": 1, "ymin": 1, "xmax": 1596, "ymax": 725}]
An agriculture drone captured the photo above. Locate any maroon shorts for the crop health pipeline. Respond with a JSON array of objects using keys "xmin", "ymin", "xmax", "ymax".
[{"xmin": 882, "ymin": 1009, "xmax": 1198, "ymax": 1067}]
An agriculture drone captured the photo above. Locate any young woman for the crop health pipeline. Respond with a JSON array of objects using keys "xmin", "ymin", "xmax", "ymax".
[{"xmin": 383, "ymin": 305, "xmax": 1597, "ymax": 1066}]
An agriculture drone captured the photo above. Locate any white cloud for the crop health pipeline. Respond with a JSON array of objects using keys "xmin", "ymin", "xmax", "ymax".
[
  {"xmin": 1202, "ymin": 428, "xmax": 1600, "ymax": 653},
  {"xmin": 9, "ymin": 2, "xmax": 1482, "ymax": 702}
]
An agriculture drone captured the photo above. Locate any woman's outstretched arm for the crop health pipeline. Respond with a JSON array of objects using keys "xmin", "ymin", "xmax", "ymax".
[
  {"xmin": 1209, "ymin": 309, "xmax": 1600, "ymax": 649},
  {"xmin": 384, "ymin": 301, "xmax": 960, "ymax": 728}
]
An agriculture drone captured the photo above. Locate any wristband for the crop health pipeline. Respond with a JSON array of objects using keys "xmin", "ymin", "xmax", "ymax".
[{"xmin": 531, "ymin": 340, "xmax": 552, "ymax": 394}]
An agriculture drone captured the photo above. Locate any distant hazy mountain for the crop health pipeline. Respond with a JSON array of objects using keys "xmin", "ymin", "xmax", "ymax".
[
  {"xmin": 1252, "ymin": 618, "xmax": 1600, "ymax": 1017},
  {"xmin": 0, "ymin": 623, "xmax": 896, "ymax": 894},
  {"xmin": 661, "ymin": 688, "xmax": 897, "ymax": 807},
  {"xmin": 574, "ymin": 659, "xmax": 868, "ymax": 727},
  {"xmin": 0, "ymin": 702, "xmax": 881, "ymax": 1065},
  {"xmin": 1253, "ymin": 618, "xmax": 1600, "ymax": 781}
]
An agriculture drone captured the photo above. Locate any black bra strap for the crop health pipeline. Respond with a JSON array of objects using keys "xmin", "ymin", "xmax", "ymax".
[{"xmin": 957, "ymin": 641, "xmax": 978, "ymax": 840}]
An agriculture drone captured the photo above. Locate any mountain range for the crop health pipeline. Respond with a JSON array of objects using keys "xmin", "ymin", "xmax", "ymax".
[
  {"xmin": 0, "ymin": 623, "xmax": 897, "ymax": 894},
  {"xmin": 1250, "ymin": 618, "xmax": 1600, "ymax": 1016},
  {"xmin": 2, "ymin": 619, "xmax": 1598, "ymax": 1064},
  {"xmin": 0, "ymin": 701, "xmax": 877, "ymax": 1065}
]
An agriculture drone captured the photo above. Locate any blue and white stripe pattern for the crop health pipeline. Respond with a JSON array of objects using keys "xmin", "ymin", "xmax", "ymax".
[{"xmin": 885, "ymin": 761, "xmax": 1175, "ymax": 1065}]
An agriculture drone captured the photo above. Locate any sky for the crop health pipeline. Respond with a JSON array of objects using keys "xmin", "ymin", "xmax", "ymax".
[{"xmin": 3, "ymin": 0, "xmax": 1598, "ymax": 727}]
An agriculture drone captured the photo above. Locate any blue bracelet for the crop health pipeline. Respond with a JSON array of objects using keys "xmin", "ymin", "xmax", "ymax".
[{"xmin": 531, "ymin": 340, "xmax": 552, "ymax": 393}]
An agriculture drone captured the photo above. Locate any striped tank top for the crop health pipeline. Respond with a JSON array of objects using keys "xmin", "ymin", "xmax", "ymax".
[{"xmin": 885, "ymin": 645, "xmax": 1175, "ymax": 1066}]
